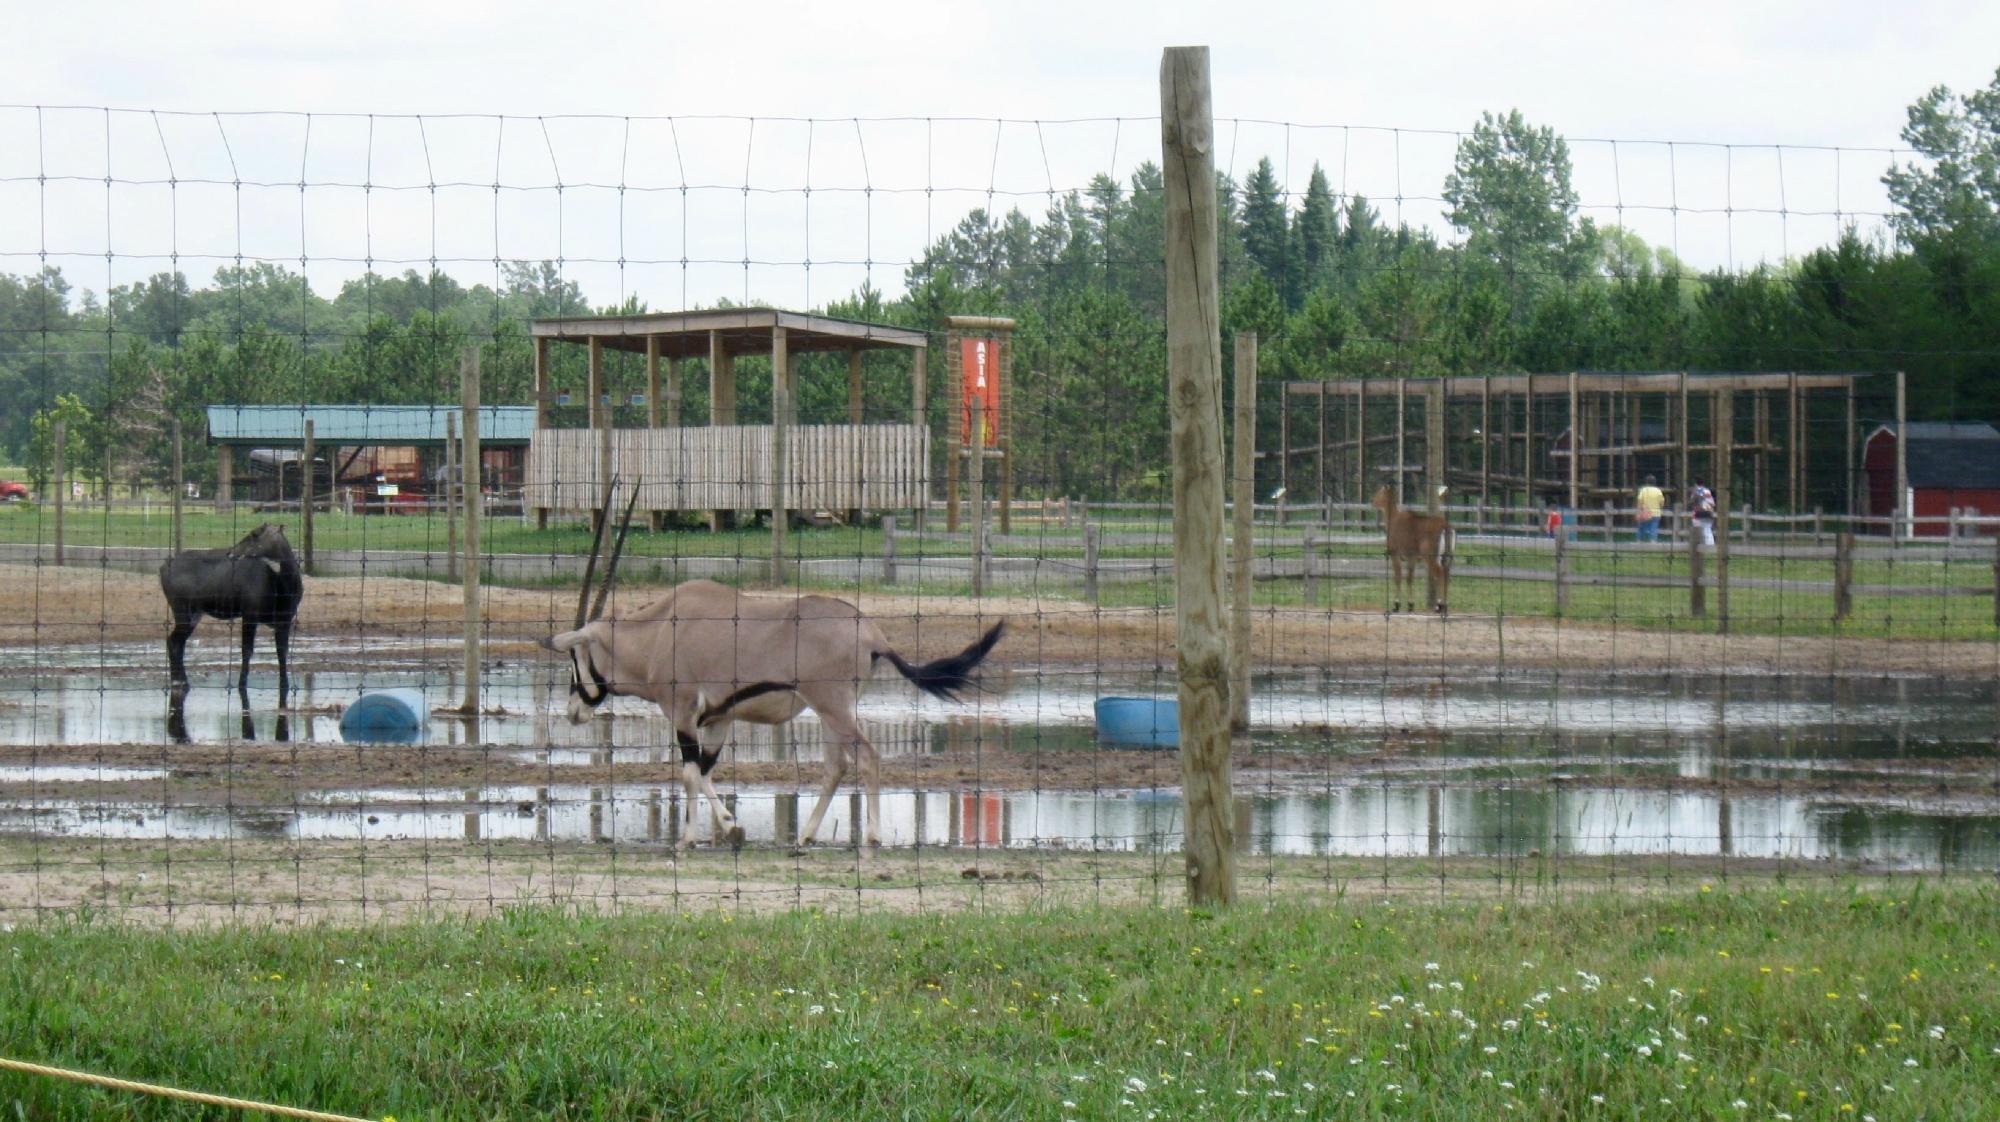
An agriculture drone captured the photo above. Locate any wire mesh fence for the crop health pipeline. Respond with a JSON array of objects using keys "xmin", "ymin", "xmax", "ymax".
[{"xmin": 1, "ymin": 103, "xmax": 1997, "ymax": 926}]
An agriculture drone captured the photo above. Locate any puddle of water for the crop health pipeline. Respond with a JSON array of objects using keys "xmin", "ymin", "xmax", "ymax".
[
  {"xmin": 0, "ymin": 657, "xmax": 1995, "ymax": 872},
  {"xmin": 3, "ymin": 782, "xmax": 1992, "ymax": 871},
  {"xmin": 0, "ymin": 764, "xmax": 170, "ymax": 783}
]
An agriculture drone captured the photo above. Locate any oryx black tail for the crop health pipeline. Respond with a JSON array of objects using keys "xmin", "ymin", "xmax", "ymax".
[{"xmin": 882, "ymin": 621, "xmax": 1005, "ymax": 702}]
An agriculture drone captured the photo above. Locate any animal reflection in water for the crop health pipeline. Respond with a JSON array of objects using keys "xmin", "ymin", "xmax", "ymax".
[
  {"xmin": 158, "ymin": 523, "xmax": 304, "ymax": 739},
  {"xmin": 543, "ymin": 484, "xmax": 1003, "ymax": 851}
]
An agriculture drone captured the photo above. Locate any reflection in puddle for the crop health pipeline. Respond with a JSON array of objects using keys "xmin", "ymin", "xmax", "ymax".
[
  {"xmin": 2, "ymin": 782, "xmax": 1993, "ymax": 871},
  {"xmin": 0, "ymin": 764, "xmax": 170, "ymax": 783}
]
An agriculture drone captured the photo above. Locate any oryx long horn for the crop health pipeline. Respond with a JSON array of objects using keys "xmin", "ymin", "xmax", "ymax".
[
  {"xmin": 589, "ymin": 479, "xmax": 643, "ymax": 623},
  {"xmin": 573, "ymin": 475, "xmax": 619, "ymax": 629}
]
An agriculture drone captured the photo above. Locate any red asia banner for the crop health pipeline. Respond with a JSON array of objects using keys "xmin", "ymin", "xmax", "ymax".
[{"xmin": 960, "ymin": 335, "xmax": 1001, "ymax": 447}]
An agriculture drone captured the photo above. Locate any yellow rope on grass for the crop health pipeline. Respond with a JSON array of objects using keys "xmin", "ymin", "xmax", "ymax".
[{"xmin": 0, "ymin": 1056, "xmax": 381, "ymax": 1122}]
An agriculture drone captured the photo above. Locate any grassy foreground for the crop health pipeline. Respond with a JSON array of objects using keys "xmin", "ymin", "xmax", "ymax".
[{"xmin": 2, "ymin": 886, "xmax": 1996, "ymax": 1120}]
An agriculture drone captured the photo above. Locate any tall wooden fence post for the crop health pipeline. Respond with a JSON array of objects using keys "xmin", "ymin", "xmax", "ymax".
[
  {"xmin": 52, "ymin": 418, "xmax": 65, "ymax": 567},
  {"xmin": 1689, "ymin": 541, "xmax": 1706, "ymax": 619},
  {"xmin": 881, "ymin": 515, "xmax": 898, "ymax": 585},
  {"xmin": 461, "ymin": 347, "xmax": 483, "ymax": 719},
  {"xmin": 301, "ymin": 419, "xmax": 316, "ymax": 576},
  {"xmin": 1834, "ymin": 531, "xmax": 1854, "ymax": 622},
  {"xmin": 1302, "ymin": 533, "xmax": 1319, "ymax": 608},
  {"xmin": 1161, "ymin": 44, "xmax": 1235, "ymax": 906},
  {"xmin": 1715, "ymin": 389, "xmax": 1733, "ymax": 634},
  {"xmin": 1992, "ymin": 534, "xmax": 2000, "ymax": 629},
  {"xmin": 170, "ymin": 419, "xmax": 184, "ymax": 556},
  {"xmin": 1230, "ymin": 332, "xmax": 1256, "ymax": 732},
  {"xmin": 1554, "ymin": 533, "xmax": 1570, "ymax": 617},
  {"xmin": 1083, "ymin": 523, "xmax": 1100, "ymax": 603}
]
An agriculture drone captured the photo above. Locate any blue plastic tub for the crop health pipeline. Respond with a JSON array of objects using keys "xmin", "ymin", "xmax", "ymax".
[
  {"xmin": 1094, "ymin": 696, "xmax": 1179, "ymax": 748},
  {"xmin": 338, "ymin": 687, "xmax": 428, "ymax": 743}
]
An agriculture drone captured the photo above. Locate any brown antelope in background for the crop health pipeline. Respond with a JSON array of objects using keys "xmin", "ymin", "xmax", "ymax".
[{"xmin": 1370, "ymin": 484, "xmax": 1456, "ymax": 614}]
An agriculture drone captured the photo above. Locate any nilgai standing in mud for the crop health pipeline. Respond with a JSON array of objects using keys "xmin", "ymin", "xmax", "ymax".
[
  {"xmin": 159, "ymin": 522, "xmax": 304, "ymax": 707},
  {"xmin": 1371, "ymin": 484, "xmax": 1455, "ymax": 614},
  {"xmin": 543, "ymin": 489, "xmax": 1004, "ymax": 850}
]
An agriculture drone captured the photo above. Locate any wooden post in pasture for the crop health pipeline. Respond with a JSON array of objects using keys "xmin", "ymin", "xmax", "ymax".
[
  {"xmin": 1991, "ymin": 534, "xmax": 2000, "ymax": 628},
  {"xmin": 215, "ymin": 444, "xmax": 232, "ymax": 513},
  {"xmin": 1602, "ymin": 498, "xmax": 1615, "ymax": 544},
  {"xmin": 1425, "ymin": 380, "xmax": 1445, "ymax": 513},
  {"xmin": 170, "ymin": 419, "xmax": 184, "ymax": 556},
  {"xmin": 647, "ymin": 337, "xmax": 663, "ymax": 428},
  {"xmin": 969, "ymin": 396, "xmax": 987, "ymax": 598},
  {"xmin": 445, "ymin": 411, "xmax": 460, "ymax": 582},
  {"xmin": 770, "ymin": 327, "xmax": 791, "ymax": 585},
  {"xmin": 1788, "ymin": 371, "xmax": 1802, "ymax": 514},
  {"xmin": 1844, "ymin": 379, "xmax": 1858, "ymax": 525},
  {"xmin": 1715, "ymin": 388, "xmax": 1733, "ymax": 633},
  {"xmin": 1394, "ymin": 378, "xmax": 1407, "ymax": 505},
  {"xmin": 945, "ymin": 324, "xmax": 962, "ymax": 535},
  {"xmin": 52, "ymin": 418, "xmax": 65, "ymax": 566},
  {"xmin": 881, "ymin": 515, "xmax": 898, "ymax": 584},
  {"xmin": 847, "ymin": 348, "xmax": 865, "ymax": 525},
  {"xmin": 1689, "ymin": 538, "xmax": 1706, "ymax": 619},
  {"xmin": 301, "ymin": 419, "xmax": 316, "ymax": 576},
  {"xmin": 910, "ymin": 343, "xmax": 928, "ymax": 531},
  {"xmin": 1161, "ymin": 44, "xmax": 1235, "ymax": 906},
  {"xmin": 460, "ymin": 346, "xmax": 483, "ymax": 717},
  {"xmin": 1677, "ymin": 371, "xmax": 1691, "ymax": 503},
  {"xmin": 1231, "ymin": 332, "xmax": 1257, "ymax": 732},
  {"xmin": 1083, "ymin": 523, "xmax": 1101, "ymax": 603},
  {"xmin": 1553, "ymin": 532, "xmax": 1570, "ymax": 618},
  {"xmin": 1833, "ymin": 531, "xmax": 1854, "ymax": 622},
  {"xmin": 1479, "ymin": 374, "xmax": 1492, "ymax": 509}
]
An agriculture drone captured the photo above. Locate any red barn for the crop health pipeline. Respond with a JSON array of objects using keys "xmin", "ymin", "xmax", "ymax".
[{"xmin": 1863, "ymin": 422, "xmax": 2000, "ymax": 536}]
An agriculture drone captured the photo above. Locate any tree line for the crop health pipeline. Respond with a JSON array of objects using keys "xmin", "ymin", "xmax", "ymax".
[{"xmin": 2, "ymin": 72, "xmax": 1996, "ymax": 504}]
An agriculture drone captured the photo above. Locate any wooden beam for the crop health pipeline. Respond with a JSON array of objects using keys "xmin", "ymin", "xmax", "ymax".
[
  {"xmin": 1567, "ymin": 371, "xmax": 1580, "ymax": 511},
  {"xmin": 1895, "ymin": 371, "xmax": 1908, "ymax": 539},
  {"xmin": 911, "ymin": 344, "xmax": 928, "ymax": 530},
  {"xmin": 646, "ymin": 336, "xmax": 662, "ymax": 429},
  {"xmin": 461, "ymin": 347, "xmax": 483, "ymax": 715},
  {"xmin": 1161, "ymin": 44, "xmax": 1234, "ymax": 907},
  {"xmin": 771, "ymin": 326, "xmax": 790, "ymax": 583},
  {"xmin": 533, "ymin": 335, "xmax": 550, "ymax": 429},
  {"xmin": 1425, "ymin": 380, "xmax": 1445, "ymax": 512}
]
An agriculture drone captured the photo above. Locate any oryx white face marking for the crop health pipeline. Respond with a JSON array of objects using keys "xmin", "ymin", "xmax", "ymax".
[{"xmin": 565, "ymin": 643, "xmax": 607, "ymax": 725}]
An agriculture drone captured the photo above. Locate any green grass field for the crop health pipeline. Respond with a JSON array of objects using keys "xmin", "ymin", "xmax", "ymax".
[
  {"xmin": 6, "ymin": 505, "xmax": 1997, "ymax": 642},
  {"xmin": 1, "ymin": 885, "xmax": 1994, "ymax": 1120}
]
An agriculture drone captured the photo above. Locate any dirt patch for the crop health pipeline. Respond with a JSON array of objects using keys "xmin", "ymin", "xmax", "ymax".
[{"xmin": 4, "ymin": 563, "xmax": 1996, "ymax": 678}]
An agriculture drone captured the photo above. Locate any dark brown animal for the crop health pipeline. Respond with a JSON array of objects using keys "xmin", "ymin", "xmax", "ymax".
[{"xmin": 1371, "ymin": 485, "xmax": 1455, "ymax": 614}]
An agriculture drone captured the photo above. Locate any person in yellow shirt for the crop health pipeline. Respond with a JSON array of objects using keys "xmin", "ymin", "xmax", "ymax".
[{"xmin": 1634, "ymin": 474, "xmax": 1664, "ymax": 542}]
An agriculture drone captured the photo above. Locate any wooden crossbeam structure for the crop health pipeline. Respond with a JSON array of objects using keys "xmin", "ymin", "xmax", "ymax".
[{"xmin": 1276, "ymin": 370, "xmax": 1892, "ymax": 519}]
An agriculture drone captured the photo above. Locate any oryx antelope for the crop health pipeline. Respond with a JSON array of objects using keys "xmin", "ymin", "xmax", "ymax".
[
  {"xmin": 1371, "ymin": 484, "xmax": 1455, "ymax": 614},
  {"xmin": 543, "ymin": 487, "xmax": 1004, "ymax": 850},
  {"xmin": 159, "ymin": 522, "xmax": 304, "ymax": 706}
]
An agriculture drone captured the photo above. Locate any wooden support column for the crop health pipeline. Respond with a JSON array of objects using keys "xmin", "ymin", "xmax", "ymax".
[
  {"xmin": 846, "ymin": 348, "xmax": 865, "ymax": 523},
  {"xmin": 770, "ymin": 326, "xmax": 790, "ymax": 583},
  {"xmin": 1230, "ymin": 332, "xmax": 1256, "ymax": 733},
  {"xmin": 1716, "ymin": 388, "xmax": 1733, "ymax": 632},
  {"xmin": 645, "ymin": 336, "xmax": 662, "ymax": 428},
  {"xmin": 1479, "ymin": 374, "xmax": 1491, "ymax": 509},
  {"xmin": 707, "ymin": 330, "xmax": 733, "ymax": 532},
  {"xmin": 170, "ymin": 420, "xmax": 183, "ymax": 555},
  {"xmin": 666, "ymin": 356, "xmax": 682, "ymax": 427},
  {"xmin": 998, "ymin": 331, "xmax": 1013, "ymax": 534},
  {"xmin": 945, "ymin": 328, "xmax": 962, "ymax": 533},
  {"xmin": 445, "ymin": 411, "xmax": 459, "ymax": 581},
  {"xmin": 1566, "ymin": 371, "xmax": 1580, "ymax": 511},
  {"xmin": 1524, "ymin": 376, "xmax": 1537, "ymax": 500},
  {"xmin": 215, "ymin": 443, "xmax": 232, "ymax": 513},
  {"xmin": 1425, "ymin": 380, "xmax": 1445, "ymax": 512},
  {"xmin": 1678, "ymin": 372, "xmax": 1691, "ymax": 513},
  {"xmin": 1845, "ymin": 379, "xmax": 1857, "ymax": 520},
  {"xmin": 911, "ymin": 344, "xmax": 928, "ymax": 530},
  {"xmin": 531, "ymin": 335, "xmax": 549, "ymax": 529},
  {"xmin": 1316, "ymin": 381, "xmax": 1327, "ymax": 514},
  {"xmin": 53, "ymin": 420, "xmax": 65, "ymax": 565},
  {"xmin": 589, "ymin": 337, "xmax": 610, "ymax": 533},
  {"xmin": 301, "ymin": 419, "xmax": 315, "ymax": 576},
  {"xmin": 1788, "ymin": 372, "xmax": 1802, "ymax": 513},
  {"xmin": 1354, "ymin": 379, "xmax": 1367, "ymax": 502},
  {"xmin": 1394, "ymin": 378, "xmax": 1407, "ymax": 506},
  {"xmin": 1753, "ymin": 390, "xmax": 1770, "ymax": 511},
  {"xmin": 1161, "ymin": 44, "xmax": 1235, "ymax": 907}
]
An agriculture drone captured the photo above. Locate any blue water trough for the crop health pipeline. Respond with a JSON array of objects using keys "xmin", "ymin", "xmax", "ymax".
[
  {"xmin": 1093, "ymin": 696, "xmax": 1179, "ymax": 748},
  {"xmin": 338, "ymin": 688, "xmax": 427, "ymax": 744}
]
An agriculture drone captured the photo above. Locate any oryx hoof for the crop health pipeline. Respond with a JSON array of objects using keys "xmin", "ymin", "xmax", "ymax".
[{"xmin": 723, "ymin": 824, "xmax": 746, "ymax": 849}]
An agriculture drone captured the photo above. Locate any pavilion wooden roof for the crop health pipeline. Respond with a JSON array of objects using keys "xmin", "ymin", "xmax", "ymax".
[{"xmin": 530, "ymin": 307, "xmax": 928, "ymax": 361}]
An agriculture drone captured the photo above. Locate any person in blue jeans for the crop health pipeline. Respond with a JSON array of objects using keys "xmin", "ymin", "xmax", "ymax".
[{"xmin": 1634, "ymin": 474, "xmax": 1664, "ymax": 542}]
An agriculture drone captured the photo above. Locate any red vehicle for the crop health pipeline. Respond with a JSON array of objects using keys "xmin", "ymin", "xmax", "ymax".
[{"xmin": 0, "ymin": 481, "xmax": 28, "ymax": 502}]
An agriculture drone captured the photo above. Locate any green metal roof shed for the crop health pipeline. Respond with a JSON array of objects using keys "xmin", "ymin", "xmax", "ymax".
[{"xmin": 206, "ymin": 405, "xmax": 536, "ymax": 447}]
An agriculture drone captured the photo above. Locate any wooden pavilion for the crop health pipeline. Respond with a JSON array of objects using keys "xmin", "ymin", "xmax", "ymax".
[{"xmin": 526, "ymin": 308, "xmax": 930, "ymax": 558}]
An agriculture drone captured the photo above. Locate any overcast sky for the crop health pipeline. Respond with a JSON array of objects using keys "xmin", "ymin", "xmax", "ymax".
[{"xmin": 5, "ymin": 0, "xmax": 1997, "ymax": 312}]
